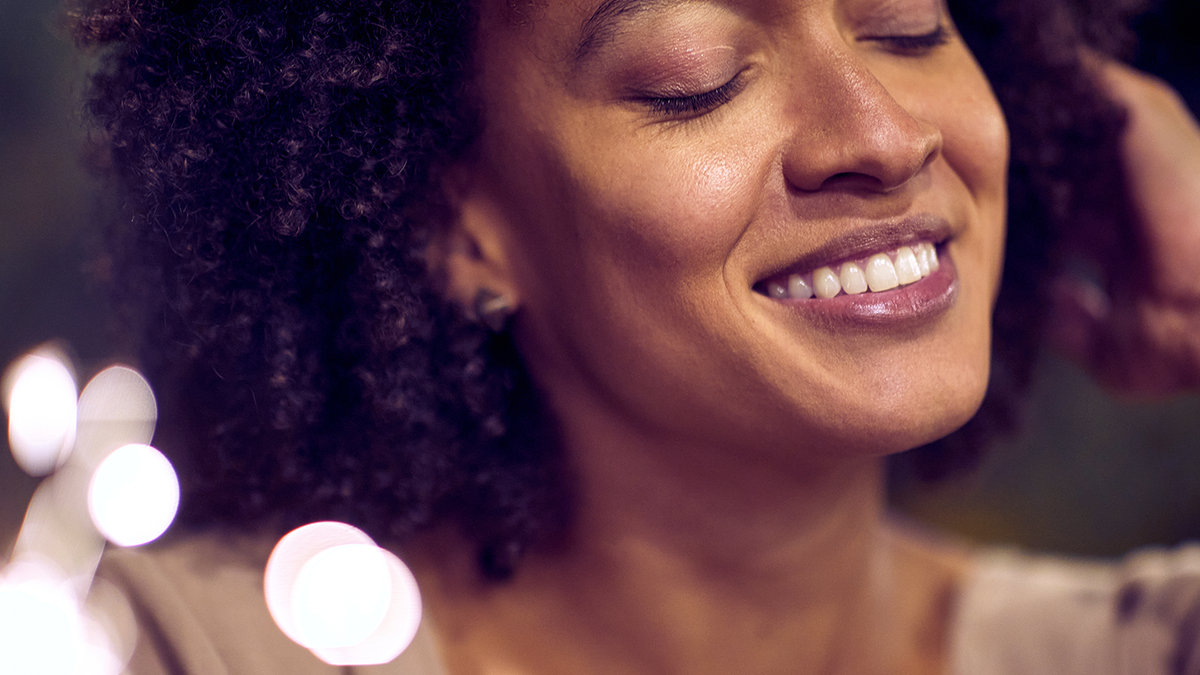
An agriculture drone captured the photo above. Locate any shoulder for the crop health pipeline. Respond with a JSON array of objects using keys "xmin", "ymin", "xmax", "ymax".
[
  {"xmin": 96, "ymin": 532, "xmax": 444, "ymax": 675},
  {"xmin": 950, "ymin": 543, "xmax": 1200, "ymax": 675},
  {"xmin": 96, "ymin": 532, "xmax": 333, "ymax": 674}
]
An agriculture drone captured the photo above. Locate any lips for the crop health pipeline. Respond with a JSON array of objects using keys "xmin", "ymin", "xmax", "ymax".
[{"xmin": 753, "ymin": 215, "xmax": 959, "ymax": 327}]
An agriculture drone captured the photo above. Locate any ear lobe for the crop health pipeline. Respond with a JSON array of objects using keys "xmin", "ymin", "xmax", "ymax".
[{"xmin": 434, "ymin": 163, "xmax": 521, "ymax": 318}]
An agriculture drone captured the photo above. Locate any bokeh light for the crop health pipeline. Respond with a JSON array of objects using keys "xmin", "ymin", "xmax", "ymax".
[
  {"xmin": 292, "ymin": 544, "xmax": 392, "ymax": 649},
  {"xmin": 311, "ymin": 548, "xmax": 423, "ymax": 667},
  {"xmin": 0, "ymin": 567, "xmax": 82, "ymax": 675},
  {"xmin": 87, "ymin": 443, "xmax": 179, "ymax": 547},
  {"xmin": 0, "ymin": 558, "xmax": 128, "ymax": 675},
  {"xmin": 75, "ymin": 365, "xmax": 157, "ymax": 464},
  {"xmin": 265, "ymin": 522, "xmax": 376, "ymax": 646},
  {"xmin": 265, "ymin": 521, "xmax": 423, "ymax": 666},
  {"xmin": 4, "ymin": 351, "xmax": 78, "ymax": 476},
  {"xmin": 76, "ymin": 366, "xmax": 155, "ymax": 425}
]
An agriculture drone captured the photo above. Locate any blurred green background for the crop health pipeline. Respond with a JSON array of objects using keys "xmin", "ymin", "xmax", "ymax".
[{"xmin": 2, "ymin": 0, "xmax": 1198, "ymax": 556}]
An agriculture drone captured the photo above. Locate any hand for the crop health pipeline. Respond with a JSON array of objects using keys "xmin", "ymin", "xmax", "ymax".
[{"xmin": 1049, "ymin": 60, "xmax": 1200, "ymax": 396}]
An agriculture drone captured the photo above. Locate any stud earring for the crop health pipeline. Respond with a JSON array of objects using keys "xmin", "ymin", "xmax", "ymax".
[{"xmin": 473, "ymin": 289, "xmax": 514, "ymax": 332}]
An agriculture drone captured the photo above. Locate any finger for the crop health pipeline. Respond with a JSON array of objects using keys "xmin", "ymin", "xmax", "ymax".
[{"xmin": 1046, "ymin": 276, "xmax": 1193, "ymax": 397}]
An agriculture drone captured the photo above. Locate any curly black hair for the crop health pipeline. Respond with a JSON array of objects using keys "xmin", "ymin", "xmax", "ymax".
[{"xmin": 72, "ymin": 0, "xmax": 1132, "ymax": 579}]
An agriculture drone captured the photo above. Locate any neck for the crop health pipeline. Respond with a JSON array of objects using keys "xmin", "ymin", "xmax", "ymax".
[{"xmin": 415, "ymin": 406, "xmax": 962, "ymax": 675}]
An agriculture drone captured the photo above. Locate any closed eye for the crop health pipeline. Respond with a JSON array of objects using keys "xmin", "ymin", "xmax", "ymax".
[
  {"xmin": 637, "ymin": 72, "xmax": 747, "ymax": 118},
  {"xmin": 861, "ymin": 25, "xmax": 951, "ymax": 55}
]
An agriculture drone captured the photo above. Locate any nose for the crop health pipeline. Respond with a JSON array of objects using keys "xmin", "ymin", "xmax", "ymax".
[{"xmin": 781, "ymin": 46, "xmax": 942, "ymax": 193}]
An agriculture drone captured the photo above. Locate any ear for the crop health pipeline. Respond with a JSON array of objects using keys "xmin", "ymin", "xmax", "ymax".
[{"xmin": 432, "ymin": 162, "xmax": 522, "ymax": 318}]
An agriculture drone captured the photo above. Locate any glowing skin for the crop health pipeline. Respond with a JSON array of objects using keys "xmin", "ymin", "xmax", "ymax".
[
  {"xmin": 427, "ymin": 1, "xmax": 1007, "ymax": 673},
  {"xmin": 451, "ymin": 0, "xmax": 1009, "ymax": 466}
]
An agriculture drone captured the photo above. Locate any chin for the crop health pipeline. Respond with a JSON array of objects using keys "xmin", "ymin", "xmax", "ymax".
[
  {"xmin": 805, "ymin": 357, "xmax": 992, "ymax": 461},
  {"xmin": 877, "ymin": 372, "xmax": 990, "ymax": 457}
]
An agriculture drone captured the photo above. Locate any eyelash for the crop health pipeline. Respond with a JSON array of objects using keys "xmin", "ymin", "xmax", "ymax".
[
  {"xmin": 867, "ymin": 24, "xmax": 952, "ymax": 54},
  {"xmin": 635, "ymin": 24, "xmax": 948, "ymax": 118},
  {"xmin": 639, "ymin": 73, "xmax": 746, "ymax": 118}
]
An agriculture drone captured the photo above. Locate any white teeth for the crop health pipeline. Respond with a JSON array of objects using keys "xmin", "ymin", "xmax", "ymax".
[
  {"xmin": 764, "ymin": 242, "xmax": 941, "ymax": 300},
  {"xmin": 788, "ymin": 274, "xmax": 813, "ymax": 300},
  {"xmin": 895, "ymin": 246, "xmax": 922, "ymax": 285},
  {"xmin": 865, "ymin": 254, "xmax": 899, "ymax": 292},
  {"xmin": 839, "ymin": 262, "xmax": 868, "ymax": 295},
  {"xmin": 915, "ymin": 244, "xmax": 932, "ymax": 277},
  {"xmin": 813, "ymin": 266, "xmax": 841, "ymax": 299}
]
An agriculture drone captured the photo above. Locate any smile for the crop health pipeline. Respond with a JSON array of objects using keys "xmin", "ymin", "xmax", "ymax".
[{"xmin": 758, "ymin": 242, "xmax": 941, "ymax": 300}]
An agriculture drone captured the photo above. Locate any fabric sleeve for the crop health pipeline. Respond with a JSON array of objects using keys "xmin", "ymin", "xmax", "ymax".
[{"xmin": 950, "ymin": 544, "xmax": 1200, "ymax": 675}]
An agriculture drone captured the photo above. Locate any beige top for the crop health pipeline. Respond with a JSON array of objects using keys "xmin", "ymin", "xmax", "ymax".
[
  {"xmin": 95, "ymin": 534, "xmax": 447, "ymax": 675},
  {"xmin": 96, "ymin": 535, "xmax": 1200, "ymax": 675},
  {"xmin": 950, "ymin": 545, "xmax": 1200, "ymax": 675}
]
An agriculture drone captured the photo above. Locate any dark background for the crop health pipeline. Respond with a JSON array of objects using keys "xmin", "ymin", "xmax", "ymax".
[
  {"xmin": 895, "ymin": 0, "xmax": 1200, "ymax": 555},
  {"xmin": 1, "ymin": 0, "xmax": 110, "ymax": 544},
  {"xmin": 2, "ymin": 0, "xmax": 1199, "ymax": 556}
]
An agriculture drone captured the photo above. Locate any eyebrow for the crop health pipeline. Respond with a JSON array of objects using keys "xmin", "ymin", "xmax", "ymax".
[{"xmin": 572, "ymin": 0, "xmax": 689, "ymax": 63}]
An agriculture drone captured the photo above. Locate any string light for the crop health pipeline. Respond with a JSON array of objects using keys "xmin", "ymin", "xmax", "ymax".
[
  {"xmin": 2, "ymin": 349, "xmax": 165, "ymax": 675},
  {"xmin": 0, "ymin": 564, "xmax": 83, "ymax": 675},
  {"xmin": 292, "ymin": 543, "xmax": 393, "ymax": 649},
  {"xmin": 87, "ymin": 443, "xmax": 179, "ymax": 548},
  {"xmin": 0, "ymin": 558, "xmax": 125, "ymax": 675},
  {"xmin": 4, "ymin": 351, "xmax": 78, "ymax": 476},
  {"xmin": 3, "ymin": 346, "xmax": 425, "ymax": 670},
  {"xmin": 264, "ymin": 521, "xmax": 423, "ymax": 666}
]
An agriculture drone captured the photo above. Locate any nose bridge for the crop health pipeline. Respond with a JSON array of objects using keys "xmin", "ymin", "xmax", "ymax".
[{"xmin": 782, "ymin": 40, "xmax": 942, "ymax": 193}]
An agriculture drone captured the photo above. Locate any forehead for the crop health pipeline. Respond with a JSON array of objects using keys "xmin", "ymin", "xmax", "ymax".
[
  {"xmin": 478, "ymin": 0, "xmax": 751, "ymax": 72},
  {"xmin": 480, "ymin": 0, "xmax": 944, "ymax": 62},
  {"xmin": 573, "ymin": 0, "xmax": 750, "ymax": 61}
]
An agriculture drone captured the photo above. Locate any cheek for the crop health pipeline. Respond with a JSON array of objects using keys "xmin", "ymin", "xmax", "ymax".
[
  {"xmin": 942, "ymin": 97, "xmax": 1009, "ymax": 215},
  {"xmin": 937, "ymin": 70, "xmax": 1010, "ymax": 292},
  {"xmin": 487, "ymin": 114, "xmax": 768, "ymax": 356},
  {"xmin": 567, "ymin": 136, "xmax": 762, "ymax": 284},
  {"xmin": 930, "ymin": 49, "xmax": 1009, "ymax": 201}
]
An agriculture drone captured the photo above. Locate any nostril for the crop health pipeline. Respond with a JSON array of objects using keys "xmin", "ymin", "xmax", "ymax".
[{"xmin": 808, "ymin": 171, "xmax": 891, "ymax": 193}]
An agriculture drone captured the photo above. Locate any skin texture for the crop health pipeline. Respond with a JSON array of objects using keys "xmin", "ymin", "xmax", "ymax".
[
  {"xmin": 72, "ymin": 0, "xmax": 1134, "ymax": 560},
  {"xmin": 69, "ymin": 0, "xmax": 1200, "ymax": 669},
  {"xmin": 426, "ymin": 0, "xmax": 1005, "ymax": 673},
  {"xmin": 445, "ymin": 0, "xmax": 1009, "ymax": 472}
]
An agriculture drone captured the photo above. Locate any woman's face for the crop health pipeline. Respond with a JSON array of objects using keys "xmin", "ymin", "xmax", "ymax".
[{"xmin": 457, "ymin": 0, "xmax": 1008, "ymax": 463}]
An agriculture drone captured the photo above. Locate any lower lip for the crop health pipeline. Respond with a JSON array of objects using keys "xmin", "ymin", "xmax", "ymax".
[{"xmin": 770, "ymin": 252, "xmax": 958, "ymax": 329}]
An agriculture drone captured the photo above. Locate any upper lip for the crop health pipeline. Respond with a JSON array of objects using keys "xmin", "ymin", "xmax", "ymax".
[{"xmin": 751, "ymin": 213, "xmax": 955, "ymax": 284}]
